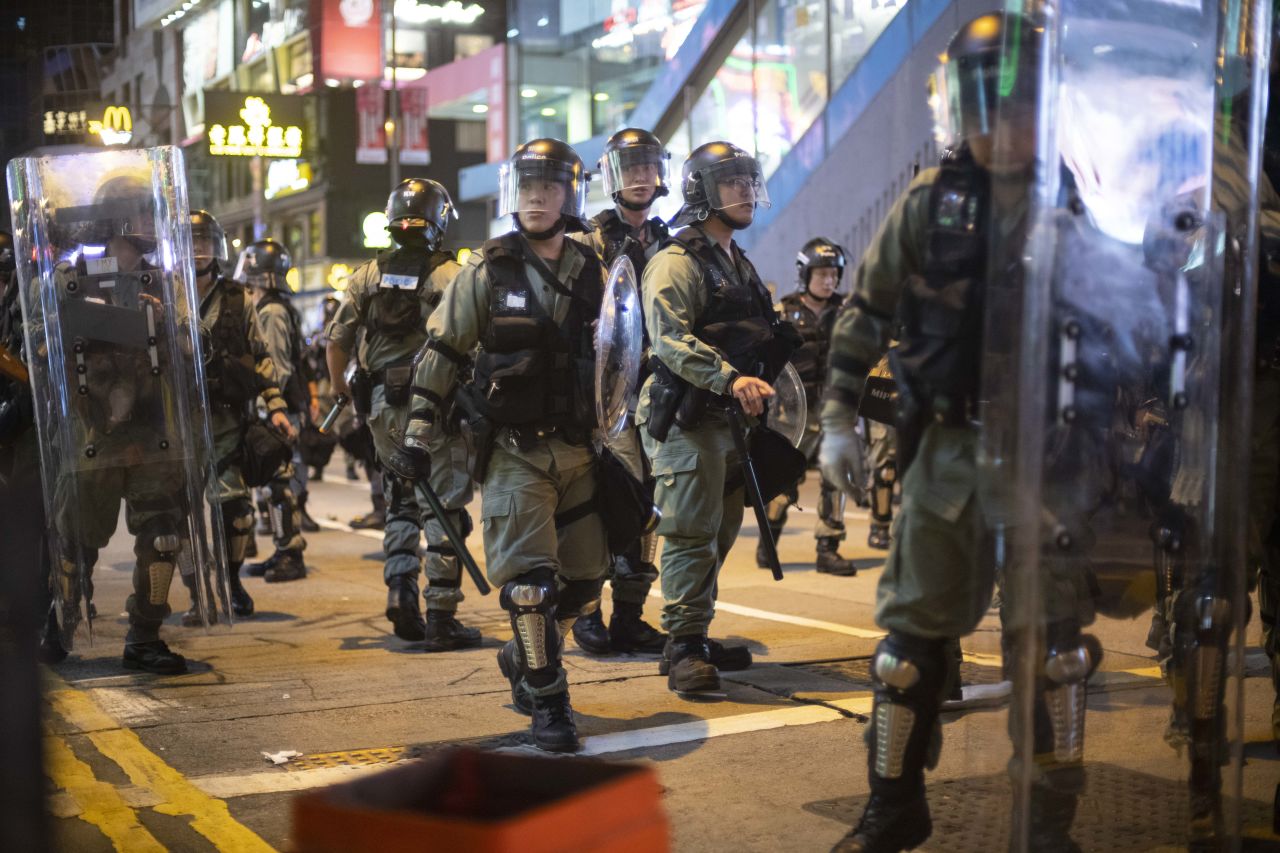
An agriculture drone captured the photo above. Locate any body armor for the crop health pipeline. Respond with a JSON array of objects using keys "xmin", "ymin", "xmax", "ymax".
[
  {"xmin": 666, "ymin": 226, "xmax": 776, "ymax": 377},
  {"xmin": 367, "ymin": 247, "xmax": 453, "ymax": 343},
  {"xmin": 890, "ymin": 146, "xmax": 990, "ymax": 418},
  {"xmin": 591, "ymin": 208, "xmax": 669, "ymax": 274},
  {"xmin": 468, "ymin": 234, "xmax": 602, "ymax": 435},
  {"xmin": 780, "ymin": 291, "xmax": 840, "ymax": 403},
  {"xmin": 256, "ymin": 290, "xmax": 310, "ymax": 413},
  {"xmin": 203, "ymin": 277, "xmax": 260, "ymax": 407}
]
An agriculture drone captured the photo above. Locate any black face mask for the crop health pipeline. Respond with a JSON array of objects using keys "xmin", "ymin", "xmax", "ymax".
[{"xmin": 390, "ymin": 228, "xmax": 430, "ymax": 250}]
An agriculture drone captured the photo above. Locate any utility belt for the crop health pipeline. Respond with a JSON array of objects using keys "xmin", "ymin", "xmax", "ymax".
[
  {"xmin": 893, "ymin": 376, "xmax": 977, "ymax": 473},
  {"xmin": 645, "ymin": 356, "xmax": 738, "ymax": 442},
  {"xmin": 501, "ymin": 422, "xmax": 592, "ymax": 453},
  {"xmin": 366, "ymin": 359, "xmax": 416, "ymax": 408}
]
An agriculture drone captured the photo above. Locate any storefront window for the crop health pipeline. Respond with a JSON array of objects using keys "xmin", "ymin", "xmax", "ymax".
[
  {"xmin": 829, "ymin": 0, "xmax": 906, "ymax": 91},
  {"xmin": 511, "ymin": 0, "xmax": 710, "ymax": 145},
  {"xmin": 753, "ymin": 0, "xmax": 828, "ymax": 176}
]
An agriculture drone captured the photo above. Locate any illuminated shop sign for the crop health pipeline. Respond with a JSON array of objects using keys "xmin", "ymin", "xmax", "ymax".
[
  {"xmin": 264, "ymin": 159, "xmax": 312, "ymax": 199},
  {"xmin": 88, "ymin": 105, "xmax": 134, "ymax": 145},
  {"xmin": 362, "ymin": 211, "xmax": 392, "ymax": 249},
  {"xmin": 206, "ymin": 92, "xmax": 305, "ymax": 157},
  {"xmin": 396, "ymin": 1, "xmax": 484, "ymax": 25}
]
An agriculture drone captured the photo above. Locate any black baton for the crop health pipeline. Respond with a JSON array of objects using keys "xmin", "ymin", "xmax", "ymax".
[
  {"xmin": 318, "ymin": 394, "xmax": 349, "ymax": 435},
  {"xmin": 727, "ymin": 402, "xmax": 783, "ymax": 581},
  {"xmin": 416, "ymin": 476, "xmax": 491, "ymax": 595}
]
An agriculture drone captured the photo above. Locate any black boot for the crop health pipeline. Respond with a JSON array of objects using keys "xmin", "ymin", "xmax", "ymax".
[
  {"xmin": 1027, "ymin": 781, "xmax": 1082, "ymax": 853},
  {"xmin": 245, "ymin": 551, "xmax": 278, "ymax": 578},
  {"xmin": 665, "ymin": 635, "xmax": 720, "ymax": 695},
  {"xmin": 38, "ymin": 606, "xmax": 68, "ymax": 665},
  {"xmin": 349, "ymin": 508, "xmax": 385, "ymax": 530},
  {"xmin": 609, "ymin": 601, "xmax": 667, "ymax": 653},
  {"xmin": 497, "ymin": 639, "xmax": 533, "ymax": 715},
  {"xmin": 867, "ymin": 522, "xmax": 890, "ymax": 550},
  {"xmin": 298, "ymin": 491, "xmax": 320, "ymax": 533},
  {"xmin": 530, "ymin": 691, "xmax": 580, "ymax": 753},
  {"xmin": 571, "ymin": 607, "xmax": 612, "ymax": 655},
  {"xmin": 122, "ymin": 639, "xmax": 188, "ymax": 675},
  {"xmin": 756, "ymin": 525, "xmax": 784, "ymax": 569},
  {"xmin": 830, "ymin": 791, "xmax": 932, "ymax": 852},
  {"xmin": 386, "ymin": 577, "xmax": 426, "ymax": 641},
  {"xmin": 345, "ymin": 461, "xmax": 359, "ymax": 481},
  {"xmin": 244, "ymin": 535, "xmax": 258, "ymax": 559},
  {"xmin": 310, "ymin": 466, "xmax": 324, "ymax": 482},
  {"xmin": 264, "ymin": 550, "xmax": 307, "ymax": 583},
  {"xmin": 659, "ymin": 637, "xmax": 752, "ymax": 674},
  {"xmin": 229, "ymin": 569, "xmax": 254, "ymax": 617},
  {"xmin": 816, "ymin": 537, "xmax": 858, "ymax": 576},
  {"xmin": 422, "ymin": 610, "xmax": 482, "ymax": 651}
]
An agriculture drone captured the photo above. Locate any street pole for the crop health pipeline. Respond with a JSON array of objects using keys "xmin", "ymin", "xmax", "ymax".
[{"xmin": 389, "ymin": 1, "xmax": 400, "ymax": 189}]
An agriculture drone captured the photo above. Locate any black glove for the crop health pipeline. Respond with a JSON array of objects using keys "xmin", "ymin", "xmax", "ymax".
[{"xmin": 384, "ymin": 441, "xmax": 431, "ymax": 482}]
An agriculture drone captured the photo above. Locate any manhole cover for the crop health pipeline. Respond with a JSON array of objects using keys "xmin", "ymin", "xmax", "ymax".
[{"xmin": 805, "ymin": 763, "xmax": 1278, "ymax": 851}]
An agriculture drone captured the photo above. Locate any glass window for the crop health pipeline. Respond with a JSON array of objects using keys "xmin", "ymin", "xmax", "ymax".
[
  {"xmin": 829, "ymin": 0, "xmax": 907, "ymax": 91},
  {"xmin": 753, "ymin": 0, "xmax": 828, "ymax": 177}
]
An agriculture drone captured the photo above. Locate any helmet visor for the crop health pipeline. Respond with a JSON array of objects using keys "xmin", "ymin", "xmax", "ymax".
[
  {"xmin": 498, "ymin": 159, "xmax": 588, "ymax": 222},
  {"xmin": 601, "ymin": 144, "xmax": 670, "ymax": 199},
  {"xmin": 192, "ymin": 222, "xmax": 229, "ymax": 266},
  {"xmin": 703, "ymin": 156, "xmax": 770, "ymax": 212}
]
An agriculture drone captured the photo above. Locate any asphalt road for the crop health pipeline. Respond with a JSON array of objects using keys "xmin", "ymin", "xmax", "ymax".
[{"xmin": 40, "ymin": 471, "xmax": 1280, "ymax": 851}]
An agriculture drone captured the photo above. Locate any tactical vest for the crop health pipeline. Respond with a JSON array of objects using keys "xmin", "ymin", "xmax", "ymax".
[
  {"xmin": 257, "ymin": 289, "xmax": 311, "ymax": 413},
  {"xmin": 367, "ymin": 247, "xmax": 453, "ymax": 342},
  {"xmin": 202, "ymin": 277, "xmax": 260, "ymax": 406},
  {"xmin": 890, "ymin": 147, "xmax": 990, "ymax": 414},
  {"xmin": 667, "ymin": 226, "xmax": 775, "ymax": 376},
  {"xmin": 780, "ymin": 292, "xmax": 840, "ymax": 398},
  {"xmin": 469, "ymin": 234, "xmax": 602, "ymax": 435},
  {"xmin": 591, "ymin": 208, "xmax": 669, "ymax": 275}
]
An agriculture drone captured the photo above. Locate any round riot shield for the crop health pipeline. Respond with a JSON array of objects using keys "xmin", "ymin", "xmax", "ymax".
[
  {"xmin": 974, "ymin": 4, "xmax": 1270, "ymax": 849},
  {"xmin": 6, "ymin": 146, "xmax": 232, "ymax": 646},
  {"xmin": 595, "ymin": 256, "xmax": 643, "ymax": 442},
  {"xmin": 764, "ymin": 361, "xmax": 807, "ymax": 448}
]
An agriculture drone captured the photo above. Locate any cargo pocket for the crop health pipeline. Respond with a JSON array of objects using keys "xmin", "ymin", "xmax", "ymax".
[
  {"xmin": 649, "ymin": 451, "xmax": 713, "ymax": 538},
  {"xmin": 481, "ymin": 490, "xmax": 513, "ymax": 527}
]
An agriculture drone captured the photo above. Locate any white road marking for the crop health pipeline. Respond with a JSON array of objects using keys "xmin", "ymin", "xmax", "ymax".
[
  {"xmin": 312, "ymin": 517, "xmax": 386, "ymax": 542},
  {"xmin": 87, "ymin": 688, "xmax": 168, "ymax": 726}
]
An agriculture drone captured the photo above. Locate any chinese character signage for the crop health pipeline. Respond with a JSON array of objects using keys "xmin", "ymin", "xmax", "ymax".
[
  {"xmin": 355, "ymin": 85, "xmax": 387, "ymax": 165},
  {"xmin": 318, "ymin": 0, "xmax": 382, "ymax": 82},
  {"xmin": 205, "ymin": 92, "xmax": 305, "ymax": 158},
  {"xmin": 400, "ymin": 89, "xmax": 430, "ymax": 166}
]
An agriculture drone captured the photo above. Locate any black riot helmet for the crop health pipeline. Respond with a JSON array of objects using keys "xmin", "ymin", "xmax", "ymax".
[
  {"xmin": 599, "ymin": 128, "xmax": 671, "ymax": 211},
  {"xmin": 90, "ymin": 169, "xmax": 158, "ymax": 255},
  {"xmin": 0, "ymin": 229, "xmax": 14, "ymax": 276},
  {"xmin": 670, "ymin": 141, "xmax": 770, "ymax": 229},
  {"xmin": 385, "ymin": 178, "xmax": 457, "ymax": 250},
  {"xmin": 236, "ymin": 238, "xmax": 293, "ymax": 292},
  {"xmin": 498, "ymin": 138, "xmax": 590, "ymax": 238},
  {"xmin": 933, "ymin": 11, "xmax": 1042, "ymax": 148},
  {"xmin": 190, "ymin": 209, "xmax": 230, "ymax": 275},
  {"xmin": 796, "ymin": 238, "xmax": 847, "ymax": 293}
]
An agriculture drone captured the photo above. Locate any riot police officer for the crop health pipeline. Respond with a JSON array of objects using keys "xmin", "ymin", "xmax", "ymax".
[
  {"xmin": 818, "ymin": 14, "xmax": 1052, "ymax": 851},
  {"xmin": 326, "ymin": 178, "xmax": 481, "ymax": 649},
  {"xmin": 638, "ymin": 141, "xmax": 795, "ymax": 696},
  {"xmin": 395, "ymin": 139, "xmax": 608, "ymax": 752},
  {"xmin": 183, "ymin": 211, "xmax": 295, "ymax": 623},
  {"xmin": 241, "ymin": 240, "xmax": 310, "ymax": 583},
  {"xmin": 568, "ymin": 127, "xmax": 671, "ymax": 656},
  {"xmin": 763, "ymin": 238, "xmax": 858, "ymax": 575}
]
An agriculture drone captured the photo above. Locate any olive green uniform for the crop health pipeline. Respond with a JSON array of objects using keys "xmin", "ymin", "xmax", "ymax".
[
  {"xmin": 822, "ymin": 169, "xmax": 1003, "ymax": 638},
  {"xmin": 405, "ymin": 242, "xmax": 608, "ymax": 595},
  {"xmin": 637, "ymin": 227, "xmax": 765, "ymax": 639},
  {"xmin": 199, "ymin": 277, "xmax": 289, "ymax": 569},
  {"xmin": 327, "ymin": 254, "xmax": 473, "ymax": 610}
]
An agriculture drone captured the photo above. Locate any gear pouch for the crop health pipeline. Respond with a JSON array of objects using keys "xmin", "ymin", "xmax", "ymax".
[{"xmin": 383, "ymin": 362, "xmax": 414, "ymax": 407}]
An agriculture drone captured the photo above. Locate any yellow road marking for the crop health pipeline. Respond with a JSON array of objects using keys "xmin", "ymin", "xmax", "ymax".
[
  {"xmin": 46, "ymin": 674, "xmax": 275, "ymax": 853},
  {"xmin": 45, "ymin": 734, "xmax": 166, "ymax": 852}
]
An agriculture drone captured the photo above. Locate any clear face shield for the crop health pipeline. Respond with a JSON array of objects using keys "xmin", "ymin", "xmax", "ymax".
[
  {"xmin": 192, "ymin": 226, "xmax": 229, "ymax": 272},
  {"xmin": 601, "ymin": 145, "xmax": 670, "ymax": 202},
  {"xmin": 497, "ymin": 159, "xmax": 588, "ymax": 225},
  {"xmin": 702, "ymin": 156, "xmax": 771, "ymax": 213},
  {"xmin": 931, "ymin": 56, "xmax": 1005, "ymax": 150}
]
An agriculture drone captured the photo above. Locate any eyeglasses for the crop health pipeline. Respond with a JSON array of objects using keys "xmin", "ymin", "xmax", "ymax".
[{"xmin": 719, "ymin": 176, "xmax": 761, "ymax": 194}]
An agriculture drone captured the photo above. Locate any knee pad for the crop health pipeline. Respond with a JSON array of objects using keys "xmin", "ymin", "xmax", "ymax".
[
  {"xmin": 1041, "ymin": 624, "xmax": 1101, "ymax": 764},
  {"xmin": 501, "ymin": 569, "xmax": 558, "ymax": 671},
  {"xmin": 869, "ymin": 631, "xmax": 949, "ymax": 780},
  {"xmin": 871, "ymin": 463, "xmax": 896, "ymax": 523},
  {"xmin": 223, "ymin": 499, "xmax": 255, "ymax": 563}
]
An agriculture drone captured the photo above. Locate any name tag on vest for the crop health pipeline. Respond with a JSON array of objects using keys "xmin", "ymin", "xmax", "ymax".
[
  {"xmin": 380, "ymin": 274, "xmax": 418, "ymax": 290},
  {"xmin": 504, "ymin": 291, "xmax": 527, "ymax": 309}
]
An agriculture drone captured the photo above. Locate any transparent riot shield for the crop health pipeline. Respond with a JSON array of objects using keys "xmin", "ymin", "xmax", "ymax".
[
  {"xmin": 6, "ymin": 147, "xmax": 231, "ymax": 647},
  {"xmin": 765, "ymin": 361, "xmax": 808, "ymax": 448},
  {"xmin": 596, "ymin": 256, "xmax": 644, "ymax": 443},
  {"xmin": 981, "ymin": 3, "xmax": 1269, "ymax": 849}
]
